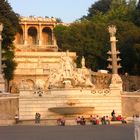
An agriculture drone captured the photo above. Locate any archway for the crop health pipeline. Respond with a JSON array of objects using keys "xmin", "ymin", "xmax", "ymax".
[
  {"xmin": 26, "ymin": 79, "xmax": 35, "ymax": 90},
  {"xmin": 42, "ymin": 27, "xmax": 52, "ymax": 45},
  {"xmin": 28, "ymin": 27, "xmax": 37, "ymax": 45}
]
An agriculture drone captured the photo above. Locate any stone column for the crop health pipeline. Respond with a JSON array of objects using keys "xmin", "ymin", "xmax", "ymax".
[
  {"xmin": 0, "ymin": 23, "xmax": 5, "ymax": 92},
  {"xmin": 39, "ymin": 23, "xmax": 42, "ymax": 46},
  {"xmin": 53, "ymin": 34, "xmax": 57, "ymax": 46},
  {"xmin": 49, "ymin": 26, "xmax": 56, "ymax": 46},
  {"xmin": 108, "ymin": 25, "xmax": 121, "ymax": 74},
  {"xmin": 51, "ymin": 29, "xmax": 54, "ymax": 45},
  {"xmin": 24, "ymin": 23, "xmax": 28, "ymax": 45},
  {"xmin": 107, "ymin": 25, "xmax": 122, "ymax": 90}
]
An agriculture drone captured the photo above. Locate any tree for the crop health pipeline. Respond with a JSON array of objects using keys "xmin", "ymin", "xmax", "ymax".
[
  {"xmin": 54, "ymin": 24, "xmax": 69, "ymax": 51},
  {"xmin": 84, "ymin": 0, "xmax": 112, "ymax": 20},
  {"xmin": 54, "ymin": 21, "xmax": 109, "ymax": 71},
  {"xmin": 0, "ymin": 0, "xmax": 20, "ymax": 90},
  {"xmin": 56, "ymin": 18, "xmax": 63, "ymax": 23},
  {"xmin": 54, "ymin": 0, "xmax": 140, "ymax": 75}
]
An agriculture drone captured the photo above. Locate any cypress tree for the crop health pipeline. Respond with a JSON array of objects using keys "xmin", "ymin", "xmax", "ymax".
[{"xmin": 0, "ymin": 0, "xmax": 20, "ymax": 91}]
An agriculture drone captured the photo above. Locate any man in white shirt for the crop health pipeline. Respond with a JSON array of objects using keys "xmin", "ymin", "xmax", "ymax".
[{"xmin": 134, "ymin": 115, "xmax": 140, "ymax": 140}]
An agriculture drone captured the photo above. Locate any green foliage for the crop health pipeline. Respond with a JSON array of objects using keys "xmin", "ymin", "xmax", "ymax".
[
  {"xmin": 54, "ymin": 0, "xmax": 140, "ymax": 75},
  {"xmin": 4, "ymin": 59, "xmax": 17, "ymax": 81},
  {"xmin": 54, "ymin": 24, "xmax": 69, "ymax": 50},
  {"xmin": 0, "ymin": 0, "xmax": 20, "ymax": 82},
  {"xmin": 56, "ymin": 18, "xmax": 63, "ymax": 23},
  {"xmin": 54, "ymin": 21, "xmax": 109, "ymax": 71},
  {"xmin": 86, "ymin": 0, "xmax": 112, "ymax": 19}
]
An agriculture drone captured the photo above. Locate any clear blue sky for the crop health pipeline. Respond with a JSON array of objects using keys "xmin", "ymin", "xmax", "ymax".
[{"xmin": 8, "ymin": 0, "xmax": 96, "ymax": 23}]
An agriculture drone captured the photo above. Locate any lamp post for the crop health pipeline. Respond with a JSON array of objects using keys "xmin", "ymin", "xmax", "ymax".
[{"xmin": 0, "ymin": 23, "xmax": 3, "ymax": 74}]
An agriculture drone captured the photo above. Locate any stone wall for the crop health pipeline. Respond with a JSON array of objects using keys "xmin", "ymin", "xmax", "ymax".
[
  {"xmin": 0, "ymin": 91, "xmax": 140, "ymax": 124},
  {"xmin": 121, "ymin": 92, "xmax": 140, "ymax": 117},
  {"xmin": 92, "ymin": 73, "xmax": 140, "ymax": 91},
  {"xmin": 121, "ymin": 75, "xmax": 140, "ymax": 91},
  {"xmin": 0, "ymin": 94, "xmax": 18, "ymax": 119},
  {"xmin": 19, "ymin": 88, "xmax": 122, "ymax": 120}
]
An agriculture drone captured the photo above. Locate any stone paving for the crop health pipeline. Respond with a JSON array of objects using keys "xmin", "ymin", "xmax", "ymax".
[{"xmin": 0, "ymin": 124, "xmax": 134, "ymax": 140}]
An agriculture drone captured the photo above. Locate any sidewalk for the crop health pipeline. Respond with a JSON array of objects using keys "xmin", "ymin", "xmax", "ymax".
[{"xmin": 0, "ymin": 124, "xmax": 134, "ymax": 140}]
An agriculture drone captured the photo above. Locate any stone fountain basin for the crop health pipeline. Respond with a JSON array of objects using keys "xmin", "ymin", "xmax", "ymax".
[{"xmin": 48, "ymin": 107, "xmax": 94, "ymax": 115}]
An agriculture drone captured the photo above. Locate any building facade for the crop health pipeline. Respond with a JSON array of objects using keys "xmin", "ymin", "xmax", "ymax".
[
  {"xmin": 14, "ymin": 16, "xmax": 57, "ymax": 52},
  {"xmin": 11, "ymin": 16, "xmax": 76, "ymax": 93}
]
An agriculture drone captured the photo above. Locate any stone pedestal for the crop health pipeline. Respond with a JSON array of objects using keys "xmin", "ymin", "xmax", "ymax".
[{"xmin": 110, "ymin": 74, "xmax": 122, "ymax": 91}]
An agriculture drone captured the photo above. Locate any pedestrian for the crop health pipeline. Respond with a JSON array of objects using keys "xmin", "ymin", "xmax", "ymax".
[
  {"xmin": 14, "ymin": 114, "xmax": 19, "ymax": 124},
  {"xmin": 111, "ymin": 110, "xmax": 116, "ymax": 121},
  {"xmin": 134, "ymin": 114, "xmax": 140, "ymax": 140}
]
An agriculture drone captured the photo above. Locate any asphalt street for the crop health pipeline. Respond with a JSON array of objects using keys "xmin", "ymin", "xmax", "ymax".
[{"xmin": 0, "ymin": 124, "xmax": 134, "ymax": 140}]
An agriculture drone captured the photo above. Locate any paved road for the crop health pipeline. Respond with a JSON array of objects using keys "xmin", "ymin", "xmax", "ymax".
[{"xmin": 0, "ymin": 124, "xmax": 134, "ymax": 140}]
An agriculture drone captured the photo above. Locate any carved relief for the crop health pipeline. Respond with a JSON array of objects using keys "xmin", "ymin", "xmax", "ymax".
[
  {"xmin": 93, "ymin": 73, "xmax": 111, "ymax": 89},
  {"xmin": 19, "ymin": 79, "xmax": 30, "ymax": 90},
  {"xmin": 35, "ymin": 79, "xmax": 45, "ymax": 90}
]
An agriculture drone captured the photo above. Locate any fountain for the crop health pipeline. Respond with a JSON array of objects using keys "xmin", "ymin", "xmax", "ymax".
[
  {"xmin": 18, "ymin": 49, "xmax": 122, "ymax": 120},
  {"xmin": 18, "ymin": 26, "xmax": 122, "ymax": 121},
  {"xmin": 18, "ymin": 50, "xmax": 97, "ymax": 119},
  {"xmin": 48, "ymin": 107, "xmax": 95, "ymax": 115}
]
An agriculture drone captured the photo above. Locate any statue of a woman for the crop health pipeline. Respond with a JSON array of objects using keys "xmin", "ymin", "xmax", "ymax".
[
  {"xmin": 62, "ymin": 50, "xmax": 73, "ymax": 78},
  {"xmin": 81, "ymin": 56, "xmax": 86, "ymax": 68}
]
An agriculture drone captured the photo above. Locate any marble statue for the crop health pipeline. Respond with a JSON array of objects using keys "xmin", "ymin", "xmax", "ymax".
[
  {"xmin": 74, "ymin": 69, "xmax": 85, "ymax": 86},
  {"xmin": 61, "ymin": 50, "xmax": 73, "ymax": 78},
  {"xmin": 47, "ymin": 52, "xmax": 95, "ymax": 89},
  {"xmin": 35, "ymin": 79, "xmax": 45, "ymax": 90},
  {"xmin": 81, "ymin": 56, "xmax": 86, "ymax": 68},
  {"xmin": 19, "ymin": 79, "xmax": 30, "ymax": 90}
]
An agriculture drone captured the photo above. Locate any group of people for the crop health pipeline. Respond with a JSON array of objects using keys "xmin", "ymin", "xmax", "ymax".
[
  {"xmin": 89, "ymin": 115, "xmax": 110, "ymax": 125},
  {"xmin": 35, "ymin": 112, "xmax": 41, "ymax": 123},
  {"xmin": 100, "ymin": 116, "xmax": 110, "ymax": 125},
  {"xmin": 111, "ymin": 110, "xmax": 127, "ymax": 124},
  {"xmin": 89, "ymin": 115, "xmax": 100, "ymax": 125},
  {"xmin": 76, "ymin": 116, "xmax": 86, "ymax": 125},
  {"xmin": 57, "ymin": 118, "xmax": 65, "ymax": 126},
  {"xmin": 75, "ymin": 110, "xmax": 127, "ymax": 126},
  {"xmin": 15, "ymin": 110, "xmax": 127, "ymax": 126},
  {"xmin": 76, "ymin": 115, "xmax": 109, "ymax": 125}
]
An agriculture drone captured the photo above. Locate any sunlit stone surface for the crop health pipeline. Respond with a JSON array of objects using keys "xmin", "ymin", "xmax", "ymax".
[{"xmin": 10, "ymin": 18, "xmax": 123, "ymax": 120}]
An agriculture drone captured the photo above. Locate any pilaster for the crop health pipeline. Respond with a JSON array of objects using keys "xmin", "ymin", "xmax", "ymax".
[
  {"xmin": 39, "ymin": 23, "xmax": 42, "ymax": 45},
  {"xmin": 24, "ymin": 23, "xmax": 28, "ymax": 45}
]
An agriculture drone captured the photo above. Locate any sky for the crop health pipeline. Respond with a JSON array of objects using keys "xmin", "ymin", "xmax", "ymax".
[{"xmin": 8, "ymin": 0, "xmax": 97, "ymax": 23}]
